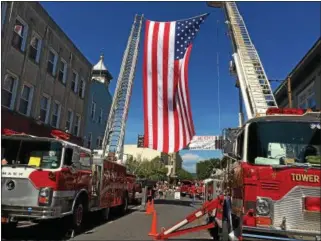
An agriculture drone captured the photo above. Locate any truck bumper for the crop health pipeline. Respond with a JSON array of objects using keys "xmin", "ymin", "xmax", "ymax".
[
  {"xmin": 242, "ymin": 226, "xmax": 321, "ymax": 241},
  {"xmin": 1, "ymin": 205, "xmax": 64, "ymax": 222}
]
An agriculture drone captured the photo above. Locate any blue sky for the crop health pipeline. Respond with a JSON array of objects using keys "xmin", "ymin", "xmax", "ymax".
[{"xmin": 41, "ymin": 1, "xmax": 320, "ymax": 172}]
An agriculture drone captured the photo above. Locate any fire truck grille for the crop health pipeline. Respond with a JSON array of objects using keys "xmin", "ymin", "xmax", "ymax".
[
  {"xmin": 273, "ymin": 186, "xmax": 320, "ymax": 232},
  {"xmin": 1, "ymin": 178, "xmax": 39, "ymax": 207}
]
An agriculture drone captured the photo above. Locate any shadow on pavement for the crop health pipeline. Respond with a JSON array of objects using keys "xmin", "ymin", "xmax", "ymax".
[{"xmin": 2, "ymin": 207, "xmax": 137, "ymax": 240}]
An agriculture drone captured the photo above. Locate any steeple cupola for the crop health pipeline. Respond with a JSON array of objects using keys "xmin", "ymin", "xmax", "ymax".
[{"xmin": 91, "ymin": 53, "xmax": 113, "ymax": 86}]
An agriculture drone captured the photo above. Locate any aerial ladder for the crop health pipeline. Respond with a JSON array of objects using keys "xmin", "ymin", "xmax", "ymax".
[
  {"xmin": 223, "ymin": 1, "xmax": 278, "ymax": 125},
  {"xmin": 101, "ymin": 14, "xmax": 143, "ymax": 162},
  {"xmin": 151, "ymin": 2, "xmax": 279, "ymax": 240}
]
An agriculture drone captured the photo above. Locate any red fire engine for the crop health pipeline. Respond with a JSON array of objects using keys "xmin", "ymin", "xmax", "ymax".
[
  {"xmin": 1, "ymin": 129, "xmax": 132, "ymax": 234},
  {"xmin": 150, "ymin": 2, "xmax": 321, "ymax": 241},
  {"xmin": 179, "ymin": 180, "xmax": 194, "ymax": 197}
]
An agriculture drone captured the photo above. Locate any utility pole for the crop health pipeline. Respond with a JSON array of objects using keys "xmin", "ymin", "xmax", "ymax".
[
  {"xmin": 172, "ymin": 153, "xmax": 177, "ymax": 177},
  {"xmin": 287, "ymin": 77, "xmax": 293, "ymax": 108},
  {"xmin": 269, "ymin": 78, "xmax": 293, "ymax": 108}
]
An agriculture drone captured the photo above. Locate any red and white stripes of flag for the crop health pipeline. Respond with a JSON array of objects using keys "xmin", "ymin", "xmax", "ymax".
[{"xmin": 142, "ymin": 14, "xmax": 209, "ymax": 154}]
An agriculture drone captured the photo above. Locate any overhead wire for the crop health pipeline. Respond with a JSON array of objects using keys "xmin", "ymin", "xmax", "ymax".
[{"xmin": 216, "ymin": 19, "xmax": 221, "ymax": 133}]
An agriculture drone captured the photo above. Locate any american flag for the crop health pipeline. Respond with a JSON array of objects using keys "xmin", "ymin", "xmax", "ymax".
[{"xmin": 143, "ymin": 13, "xmax": 209, "ymax": 153}]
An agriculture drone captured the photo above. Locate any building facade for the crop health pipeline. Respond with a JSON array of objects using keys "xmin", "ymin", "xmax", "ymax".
[
  {"xmin": 123, "ymin": 145, "xmax": 162, "ymax": 162},
  {"xmin": 1, "ymin": 2, "xmax": 92, "ymax": 145},
  {"xmin": 84, "ymin": 54, "xmax": 113, "ymax": 149},
  {"xmin": 274, "ymin": 37, "xmax": 321, "ymax": 109},
  {"xmin": 161, "ymin": 152, "xmax": 183, "ymax": 169}
]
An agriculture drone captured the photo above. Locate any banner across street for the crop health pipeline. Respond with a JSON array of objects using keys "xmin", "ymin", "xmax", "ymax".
[{"xmin": 183, "ymin": 136, "xmax": 224, "ymax": 150}]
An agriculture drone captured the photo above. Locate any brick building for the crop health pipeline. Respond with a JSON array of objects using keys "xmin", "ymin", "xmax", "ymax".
[
  {"xmin": 1, "ymin": 2, "xmax": 92, "ymax": 145},
  {"xmin": 274, "ymin": 37, "xmax": 321, "ymax": 109}
]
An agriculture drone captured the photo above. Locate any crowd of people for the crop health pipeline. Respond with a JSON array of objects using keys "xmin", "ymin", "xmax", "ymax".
[{"xmin": 147, "ymin": 181, "xmax": 180, "ymax": 201}]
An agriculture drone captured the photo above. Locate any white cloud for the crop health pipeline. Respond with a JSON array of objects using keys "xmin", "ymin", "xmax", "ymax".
[
  {"xmin": 183, "ymin": 164, "xmax": 196, "ymax": 173},
  {"xmin": 181, "ymin": 153, "xmax": 201, "ymax": 163}
]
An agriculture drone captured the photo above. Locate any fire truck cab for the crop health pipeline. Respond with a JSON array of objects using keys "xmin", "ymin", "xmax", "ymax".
[
  {"xmin": 1, "ymin": 129, "xmax": 129, "ymax": 233},
  {"xmin": 219, "ymin": 108, "xmax": 321, "ymax": 241}
]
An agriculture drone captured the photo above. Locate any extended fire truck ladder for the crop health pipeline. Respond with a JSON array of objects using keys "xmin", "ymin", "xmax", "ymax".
[
  {"xmin": 224, "ymin": 1, "xmax": 278, "ymax": 122},
  {"xmin": 101, "ymin": 15, "xmax": 143, "ymax": 160},
  {"xmin": 152, "ymin": 2, "xmax": 278, "ymax": 240}
]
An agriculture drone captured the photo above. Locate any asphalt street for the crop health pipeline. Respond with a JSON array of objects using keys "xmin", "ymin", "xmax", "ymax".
[{"xmin": 2, "ymin": 197, "xmax": 212, "ymax": 241}]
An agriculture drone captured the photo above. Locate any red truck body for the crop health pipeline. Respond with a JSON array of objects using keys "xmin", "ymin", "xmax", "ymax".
[
  {"xmin": 1, "ymin": 129, "xmax": 131, "ymax": 230},
  {"xmin": 180, "ymin": 180, "xmax": 193, "ymax": 197}
]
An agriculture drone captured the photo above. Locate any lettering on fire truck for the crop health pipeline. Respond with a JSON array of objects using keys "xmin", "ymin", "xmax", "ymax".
[{"xmin": 291, "ymin": 173, "xmax": 320, "ymax": 183}]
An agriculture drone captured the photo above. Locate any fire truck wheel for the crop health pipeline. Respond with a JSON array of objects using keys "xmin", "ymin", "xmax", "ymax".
[
  {"xmin": 72, "ymin": 199, "xmax": 85, "ymax": 231},
  {"xmin": 101, "ymin": 207, "xmax": 110, "ymax": 221},
  {"xmin": 120, "ymin": 194, "xmax": 129, "ymax": 215}
]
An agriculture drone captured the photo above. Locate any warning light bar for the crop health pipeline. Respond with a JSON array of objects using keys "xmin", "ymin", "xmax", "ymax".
[
  {"xmin": 50, "ymin": 130, "xmax": 70, "ymax": 140},
  {"xmin": 266, "ymin": 108, "xmax": 305, "ymax": 115},
  {"xmin": 3, "ymin": 129, "xmax": 24, "ymax": 136}
]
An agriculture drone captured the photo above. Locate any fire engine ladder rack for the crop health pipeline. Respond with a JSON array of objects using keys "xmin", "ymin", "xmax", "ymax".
[
  {"xmin": 153, "ymin": 197, "xmax": 224, "ymax": 240},
  {"xmin": 225, "ymin": 2, "xmax": 278, "ymax": 119},
  {"xmin": 102, "ymin": 14, "xmax": 143, "ymax": 159}
]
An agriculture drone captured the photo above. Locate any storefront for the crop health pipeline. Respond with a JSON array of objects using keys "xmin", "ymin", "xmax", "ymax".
[{"xmin": 1, "ymin": 108, "xmax": 83, "ymax": 146}]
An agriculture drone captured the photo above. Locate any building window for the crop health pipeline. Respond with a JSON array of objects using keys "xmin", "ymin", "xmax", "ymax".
[
  {"xmin": 298, "ymin": 82, "xmax": 316, "ymax": 109},
  {"xmin": 78, "ymin": 78, "xmax": 85, "ymax": 98},
  {"xmin": 96, "ymin": 136, "xmax": 103, "ymax": 148},
  {"xmin": 2, "ymin": 74, "xmax": 18, "ymax": 110},
  {"xmin": 65, "ymin": 110, "xmax": 73, "ymax": 132},
  {"xmin": 87, "ymin": 133, "xmax": 92, "ymax": 149},
  {"xmin": 2, "ymin": 2, "xmax": 8, "ymax": 27},
  {"xmin": 29, "ymin": 33, "xmax": 42, "ymax": 63},
  {"xmin": 39, "ymin": 94, "xmax": 51, "ymax": 123},
  {"xmin": 91, "ymin": 101, "xmax": 96, "ymax": 120},
  {"xmin": 51, "ymin": 101, "xmax": 61, "ymax": 128},
  {"xmin": 12, "ymin": 17, "xmax": 28, "ymax": 52},
  {"xmin": 71, "ymin": 71, "xmax": 79, "ymax": 93},
  {"xmin": 58, "ymin": 59, "xmax": 67, "ymax": 84},
  {"xmin": 98, "ymin": 108, "xmax": 103, "ymax": 124},
  {"xmin": 47, "ymin": 49, "xmax": 58, "ymax": 76},
  {"xmin": 73, "ymin": 114, "xmax": 81, "ymax": 136},
  {"xmin": 18, "ymin": 84, "xmax": 34, "ymax": 116}
]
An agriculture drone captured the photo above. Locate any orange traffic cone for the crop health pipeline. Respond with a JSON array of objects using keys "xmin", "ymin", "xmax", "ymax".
[{"xmin": 148, "ymin": 210, "xmax": 158, "ymax": 236}]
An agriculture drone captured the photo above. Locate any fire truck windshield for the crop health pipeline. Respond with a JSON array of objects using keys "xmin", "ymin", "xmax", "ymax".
[
  {"xmin": 247, "ymin": 121, "xmax": 321, "ymax": 167},
  {"xmin": 1, "ymin": 138, "xmax": 63, "ymax": 169}
]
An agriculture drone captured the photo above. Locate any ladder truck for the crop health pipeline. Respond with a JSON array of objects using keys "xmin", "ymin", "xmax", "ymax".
[
  {"xmin": 1, "ymin": 15, "xmax": 143, "ymax": 236},
  {"xmin": 152, "ymin": 2, "xmax": 321, "ymax": 241}
]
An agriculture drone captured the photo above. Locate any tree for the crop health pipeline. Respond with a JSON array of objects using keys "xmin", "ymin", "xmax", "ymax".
[
  {"xmin": 176, "ymin": 168, "xmax": 194, "ymax": 180},
  {"xmin": 196, "ymin": 158, "xmax": 220, "ymax": 180},
  {"xmin": 125, "ymin": 156, "xmax": 168, "ymax": 180}
]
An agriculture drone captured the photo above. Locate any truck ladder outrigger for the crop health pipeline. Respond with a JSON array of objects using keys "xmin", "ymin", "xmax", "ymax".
[
  {"xmin": 101, "ymin": 14, "xmax": 143, "ymax": 160},
  {"xmin": 154, "ymin": 196, "xmax": 224, "ymax": 240}
]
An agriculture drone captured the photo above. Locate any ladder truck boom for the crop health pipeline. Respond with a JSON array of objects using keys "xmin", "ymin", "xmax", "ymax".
[
  {"xmin": 209, "ymin": 1, "xmax": 278, "ymax": 121},
  {"xmin": 101, "ymin": 15, "xmax": 143, "ymax": 160}
]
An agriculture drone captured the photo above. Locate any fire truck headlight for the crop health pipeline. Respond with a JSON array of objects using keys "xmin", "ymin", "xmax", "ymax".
[
  {"xmin": 38, "ymin": 187, "xmax": 53, "ymax": 206},
  {"xmin": 256, "ymin": 198, "xmax": 271, "ymax": 216}
]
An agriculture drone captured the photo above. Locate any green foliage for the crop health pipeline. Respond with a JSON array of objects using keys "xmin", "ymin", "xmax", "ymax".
[
  {"xmin": 176, "ymin": 168, "xmax": 194, "ymax": 180},
  {"xmin": 196, "ymin": 158, "xmax": 220, "ymax": 180}
]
